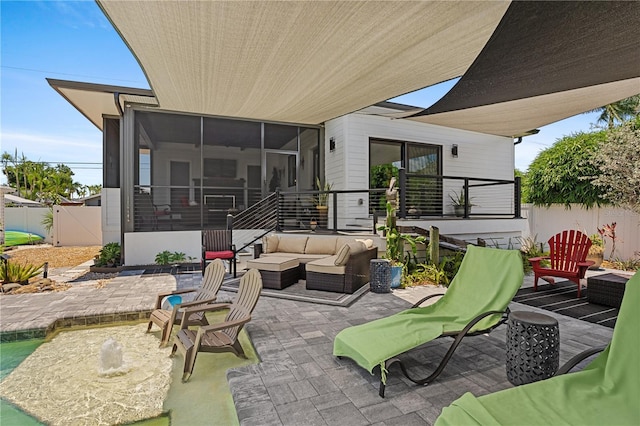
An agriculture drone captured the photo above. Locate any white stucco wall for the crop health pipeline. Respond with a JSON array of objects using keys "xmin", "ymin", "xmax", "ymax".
[{"xmin": 124, "ymin": 230, "xmax": 201, "ymax": 265}]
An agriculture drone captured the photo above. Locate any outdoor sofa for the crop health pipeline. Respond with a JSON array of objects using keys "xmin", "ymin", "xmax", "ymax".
[{"xmin": 253, "ymin": 234, "xmax": 378, "ymax": 293}]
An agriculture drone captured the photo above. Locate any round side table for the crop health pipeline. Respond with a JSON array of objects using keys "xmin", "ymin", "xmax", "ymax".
[
  {"xmin": 506, "ymin": 311, "xmax": 559, "ymax": 386},
  {"xmin": 370, "ymin": 259, "xmax": 391, "ymax": 293}
]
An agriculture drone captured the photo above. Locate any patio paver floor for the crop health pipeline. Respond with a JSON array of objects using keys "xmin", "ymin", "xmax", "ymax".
[{"xmin": 0, "ymin": 263, "xmax": 615, "ymax": 425}]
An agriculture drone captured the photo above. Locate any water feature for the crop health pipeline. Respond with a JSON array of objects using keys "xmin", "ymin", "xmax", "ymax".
[
  {"xmin": 98, "ymin": 337, "xmax": 129, "ymax": 376},
  {"xmin": 0, "ymin": 324, "xmax": 172, "ymax": 426}
]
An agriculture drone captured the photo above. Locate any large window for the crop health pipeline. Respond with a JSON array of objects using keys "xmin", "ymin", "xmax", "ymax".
[{"xmin": 369, "ymin": 138, "xmax": 442, "ymax": 215}]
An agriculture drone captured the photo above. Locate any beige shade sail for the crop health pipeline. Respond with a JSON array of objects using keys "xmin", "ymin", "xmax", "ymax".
[{"xmin": 97, "ymin": 1, "xmax": 510, "ymax": 125}]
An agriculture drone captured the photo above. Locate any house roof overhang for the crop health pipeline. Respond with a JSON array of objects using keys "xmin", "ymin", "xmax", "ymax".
[
  {"xmin": 47, "ymin": 79, "xmax": 157, "ymax": 130},
  {"xmin": 95, "ymin": 0, "xmax": 511, "ymax": 125}
]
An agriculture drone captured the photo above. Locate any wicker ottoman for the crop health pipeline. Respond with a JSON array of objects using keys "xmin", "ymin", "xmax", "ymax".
[
  {"xmin": 246, "ymin": 257, "xmax": 300, "ymax": 290},
  {"xmin": 506, "ymin": 311, "xmax": 559, "ymax": 386},
  {"xmin": 587, "ymin": 273, "xmax": 630, "ymax": 308}
]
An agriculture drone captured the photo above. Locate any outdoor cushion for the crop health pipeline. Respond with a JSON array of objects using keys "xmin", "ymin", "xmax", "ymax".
[
  {"xmin": 436, "ymin": 271, "xmax": 640, "ymax": 426},
  {"xmin": 260, "ymin": 253, "xmax": 327, "ymax": 261},
  {"xmin": 333, "ymin": 245, "xmax": 523, "ymax": 379},
  {"xmin": 246, "ymin": 257, "xmax": 299, "ymax": 272},
  {"xmin": 304, "ymin": 237, "xmax": 338, "ymax": 255},
  {"xmin": 356, "ymin": 238, "xmax": 374, "ymax": 248},
  {"xmin": 263, "ymin": 235, "xmax": 280, "ymax": 253},
  {"xmin": 334, "ymin": 244, "xmax": 351, "ymax": 265},
  {"xmin": 276, "ymin": 236, "xmax": 308, "ymax": 254},
  {"xmin": 205, "ymin": 250, "xmax": 234, "ymax": 260},
  {"xmin": 306, "ymin": 256, "xmax": 346, "ymax": 275}
]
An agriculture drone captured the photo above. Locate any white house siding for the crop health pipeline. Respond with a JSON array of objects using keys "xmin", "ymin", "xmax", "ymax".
[{"xmin": 324, "ymin": 113, "xmax": 515, "ymax": 228}]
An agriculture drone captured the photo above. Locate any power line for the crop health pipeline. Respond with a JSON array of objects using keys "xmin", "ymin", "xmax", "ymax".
[{"xmin": 2, "ymin": 65, "xmax": 148, "ymax": 85}]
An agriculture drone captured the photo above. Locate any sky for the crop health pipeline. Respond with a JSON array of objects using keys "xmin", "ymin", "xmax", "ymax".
[{"xmin": 1, "ymin": 1, "xmax": 604, "ymax": 188}]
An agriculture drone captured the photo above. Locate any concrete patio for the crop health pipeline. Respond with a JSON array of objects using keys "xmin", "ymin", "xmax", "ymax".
[{"xmin": 0, "ymin": 261, "xmax": 615, "ymax": 425}]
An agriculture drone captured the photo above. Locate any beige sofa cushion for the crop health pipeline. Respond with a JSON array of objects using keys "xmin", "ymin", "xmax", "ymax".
[
  {"xmin": 306, "ymin": 256, "xmax": 346, "ymax": 275},
  {"xmin": 277, "ymin": 236, "xmax": 309, "ymax": 254},
  {"xmin": 305, "ymin": 237, "xmax": 338, "ymax": 255},
  {"xmin": 333, "ymin": 241, "xmax": 366, "ymax": 266},
  {"xmin": 261, "ymin": 253, "xmax": 326, "ymax": 261},
  {"xmin": 355, "ymin": 238, "xmax": 374, "ymax": 249},
  {"xmin": 246, "ymin": 257, "xmax": 299, "ymax": 272},
  {"xmin": 334, "ymin": 243, "xmax": 351, "ymax": 265},
  {"xmin": 263, "ymin": 235, "xmax": 280, "ymax": 253}
]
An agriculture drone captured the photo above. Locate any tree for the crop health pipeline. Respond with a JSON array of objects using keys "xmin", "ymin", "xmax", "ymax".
[
  {"xmin": 591, "ymin": 118, "xmax": 640, "ymax": 214},
  {"xmin": 1, "ymin": 151, "xmax": 82, "ymax": 203},
  {"xmin": 526, "ymin": 131, "xmax": 608, "ymax": 208},
  {"xmin": 586, "ymin": 95, "xmax": 640, "ymax": 129},
  {"xmin": 515, "ymin": 169, "xmax": 529, "ymax": 203}
]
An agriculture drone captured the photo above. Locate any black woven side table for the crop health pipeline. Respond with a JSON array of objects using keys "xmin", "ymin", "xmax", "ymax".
[
  {"xmin": 506, "ymin": 311, "xmax": 559, "ymax": 386},
  {"xmin": 370, "ymin": 259, "xmax": 391, "ymax": 293}
]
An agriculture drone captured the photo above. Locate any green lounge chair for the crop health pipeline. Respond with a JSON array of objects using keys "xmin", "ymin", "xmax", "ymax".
[
  {"xmin": 436, "ymin": 271, "xmax": 639, "ymax": 426},
  {"xmin": 333, "ymin": 245, "xmax": 524, "ymax": 397}
]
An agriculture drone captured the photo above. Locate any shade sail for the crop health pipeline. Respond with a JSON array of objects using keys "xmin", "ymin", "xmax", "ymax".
[
  {"xmin": 408, "ymin": 1, "xmax": 640, "ymax": 136},
  {"xmin": 97, "ymin": 1, "xmax": 510, "ymax": 125}
]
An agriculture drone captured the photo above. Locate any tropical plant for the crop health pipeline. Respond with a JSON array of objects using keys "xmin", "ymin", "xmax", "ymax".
[
  {"xmin": 585, "ymin": 95, "xmax": 640, "ymax": 129},
  {"xmin": 448, "ymin": 188, "xmax": 475, "ymax": 207},
  {"xmin": 313, "ymin": 177, "xmax": 333, "ymax": 207},
  {"xmin": 526, "ymin": 131, "xmax": 608, "ymax": 209},
  {"xmin": 95, "ymin": 242, "xmax": 122, "ymax": 267},
  {"xmin": 517, "ymin": 235, "xmax": 548, "ymax": 273},
  {"xmin": 0, "ymin": 261, "xmax": 44, "ymax": 284},
  {"xmin": 597, "ymin": 222, "xmax": 618, "ymax": 259},
  {"xmin": 41, "ymin": 208, "xmax": 54, "ymax": 234},
  {"xmin": 608, "ymin": 256, "xmax": 640, "ymax": 272},
  {"xmin": 590, "ymin": 118, "xmax": 640, "ymax": 214},
  {"xmin": 155, "ymin": 251, "xmax": 188, "ymax": 265},
  {"xmin": 405, "ymin": 251, "xmax": 464, "ymax": 288},
  {"xmin": 1, "ymin": 150, "xmax": 81, "ymax": 203},
  {"xmin": 378, "ymin": 202, "xmax": 426, "ymax": 268}
]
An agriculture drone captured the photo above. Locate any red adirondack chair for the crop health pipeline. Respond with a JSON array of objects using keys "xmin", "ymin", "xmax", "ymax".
[{"xmin": 529, "ymin": 230, "xmax": 595, "ymax": 298}]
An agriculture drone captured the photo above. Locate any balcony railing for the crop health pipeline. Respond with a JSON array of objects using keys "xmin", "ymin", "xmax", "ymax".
[{"xmin": 133, "ymin": 173, "xmax": 521, "ymax": 233}]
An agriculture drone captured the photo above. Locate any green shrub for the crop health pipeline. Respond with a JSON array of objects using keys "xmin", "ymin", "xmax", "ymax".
[
  {"xmin": 95, "ymin": 242, "xmax": 121, "ymax": 267},
  {"xmin": 155, "ymin": 251, "xmax": 188, "ymax": 265},
  {"xmin": 518, "ymin": 235, "xmax": 548, "ymax": 273},
  {"xmin": 1, "ymin": 261, "xmax": 44, "ymax": 284}
]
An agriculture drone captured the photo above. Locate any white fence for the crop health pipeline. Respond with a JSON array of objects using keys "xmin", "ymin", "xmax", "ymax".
[
  {"xmin": 4, "ymin": 207, "xmax": 52, "ymax": 243},
  {"xmin": 5, "ymin": 205, "xmax": 102, "ymax": 247},
  {"xmin": 522, "ymin": 204, "xmax": 639, "ymax": 260}
]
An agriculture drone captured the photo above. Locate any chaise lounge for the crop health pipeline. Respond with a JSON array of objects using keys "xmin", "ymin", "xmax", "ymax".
[
  {"xmin": 333, "ymin": 245, "xmax": 524, "ymax": 397},
  {"xmin": 436, "ymin": 271, "xmax": 639, "ymax": 425}
]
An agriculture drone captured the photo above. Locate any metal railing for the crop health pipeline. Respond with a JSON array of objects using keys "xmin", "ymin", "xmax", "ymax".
[{"xmin": 133, "ymin": 173, "xmax": 521, "ymax": 233}]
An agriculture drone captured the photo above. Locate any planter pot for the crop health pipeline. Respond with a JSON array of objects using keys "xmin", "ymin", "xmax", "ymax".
[
  {"xmin": 586, "ymin": 251, "xmax": 604, "ymax": 270},
  {"xmin": 89, "ymin": 265, "xmax": 124, "ymax": 273},
  {"xmin": 453, "ymin": 205, "xmax": 467, "ymax": 217},
  {"xmin": 390, "ymin": 265, "xmax": 403, "ymax": 289},
  {"xmin": 316, "ymin": 205, "xmax": 328, "ymax": 228}
]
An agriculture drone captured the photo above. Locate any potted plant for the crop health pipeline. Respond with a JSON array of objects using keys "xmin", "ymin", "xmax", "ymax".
[
  {"xmin": 313, "ymin": 177, "xmax": 333, "ymax": 228},
  {"xmin": 587, "ymin": 233, "xmax": 604, "ymax": 270},
  {"xmin": 449, "ymin": 188, "xmax": 475, "ymax": 217},
  {"xmin": 378, "ymin": 201, "xmax": 426, "ymax": 288}
]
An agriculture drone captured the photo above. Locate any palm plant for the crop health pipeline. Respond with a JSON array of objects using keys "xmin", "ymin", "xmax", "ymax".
[{"xmin": 586, "ymin": 95, "xmax": 640, "ymax": 129}]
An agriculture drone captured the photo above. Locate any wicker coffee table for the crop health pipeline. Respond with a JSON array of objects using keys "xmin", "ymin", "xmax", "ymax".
[
  {"xmin": 246, "ymin": 257, "xmax": 300, "ymax": 290},
  {"xmin": 587, "ymin": 273, "xmax": 631, "ymax": 308}
]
